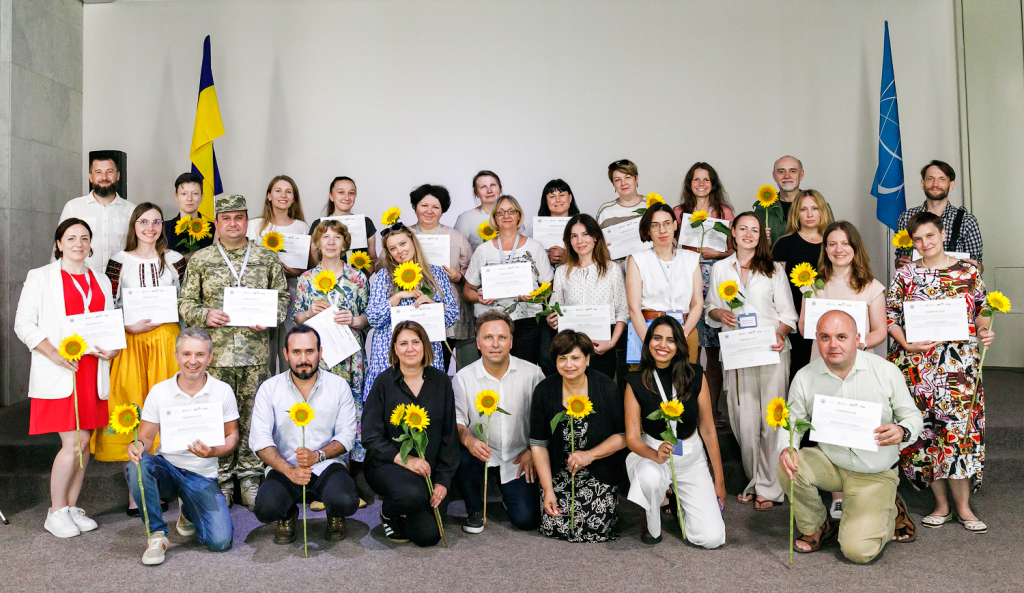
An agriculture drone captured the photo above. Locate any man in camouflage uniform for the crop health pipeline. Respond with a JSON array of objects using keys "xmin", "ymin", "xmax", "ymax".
[{"xmin": 178, "ymin": 194, "xmax": 289, "ymax": 510}]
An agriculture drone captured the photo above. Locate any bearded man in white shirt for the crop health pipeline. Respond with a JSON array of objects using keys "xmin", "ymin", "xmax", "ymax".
[{"xmin": 57, "ymin": 153, "xmax": 137, "ymax": 271}]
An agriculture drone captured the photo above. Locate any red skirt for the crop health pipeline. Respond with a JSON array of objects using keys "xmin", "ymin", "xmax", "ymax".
[{"xmin": 28, "ymin": 354, "xmax": 108, "ymax": 435}]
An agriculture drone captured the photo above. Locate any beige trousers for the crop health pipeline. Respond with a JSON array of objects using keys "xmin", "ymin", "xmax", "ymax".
[
  {"xmin": 724, "ymin": 349, "xmax": 789, "ymax": 502},
  {"xmin": 778, "ymin": 447, "xmax": 898, "ymax": 564}
]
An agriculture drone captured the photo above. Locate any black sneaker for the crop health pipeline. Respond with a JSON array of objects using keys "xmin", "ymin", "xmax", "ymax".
[
  {"xmin": 380, "ymin": 512, "xmax": 409, "ymax": 543},
  {"xmin": 463, "ymin": 511, "xmax": 484, "ymax": 534}
]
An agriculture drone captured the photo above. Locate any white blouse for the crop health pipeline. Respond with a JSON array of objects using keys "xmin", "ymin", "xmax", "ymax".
[
  {"xmin": 105, "ymin": 250, "xmax": 186, "ymax": 307},
  {"xmin": 631, "ymin": 248, "xmax": 700, "ymax": 312},
  {"xmin": 551, "ymin": 262, "xmax": 629, "ymax": 324},
  {"xmin": 465, "ymin": 236, "xmax": 554, "ymax": 320},
  {"xmin": 246, "ymin": 217, "xmax": 310, "ymax": 242},
  {"xmin": 704, "ymin": 254, "xmax": 798, "ymax": 350}
]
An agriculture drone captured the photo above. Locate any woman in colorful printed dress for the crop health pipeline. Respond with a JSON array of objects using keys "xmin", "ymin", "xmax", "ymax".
[{"xmin": 886, "ymin": 211, "xmax": 994, "ymax": 534}]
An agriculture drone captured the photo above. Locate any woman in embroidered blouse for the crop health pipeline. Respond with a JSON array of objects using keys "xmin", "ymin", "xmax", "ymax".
[
  {"xmin": 364, "ymin": 223, "xmax": 458, "ymax": 400},
  {"xmin": 546, "ymin": 214, "xmax": 627, "ymax": 380}
]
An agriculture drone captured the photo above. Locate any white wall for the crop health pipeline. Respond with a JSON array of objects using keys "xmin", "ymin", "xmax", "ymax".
[{"xmin": 83, "ymin": 0, "xmax": 961, "ymax": 278}]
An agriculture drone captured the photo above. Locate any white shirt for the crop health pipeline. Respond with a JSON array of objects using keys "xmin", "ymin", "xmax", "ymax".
[
  {"xmin": 246, "ymin": 217, "xmax": 311, "ymax": 242},
  {"xmin": 58, "ymin": 193, "xmax": 137, "ymax": 272},
  {"xmin": 705, "ymin": 254, "xmax": 798, "ymax": 349},
  {"xmin": 454, "ymin": 357, "xmax": 545, "ymax": 484},
  {"xmin": 630, "ymin": 248, "xmax": 700, "ymax": 313},
  {"xmin": 248, "ymin": 370, "xmax": 357, "ymax": 476},
  {"xmin": 453, "ymin": 207, "xmax": 492, "ymax": 250},
  {"xmin": 551, "ymin": 262, "xmax": 629, "ymax": 324},
  {"xmin": 464, "ymin": 236, "xmax": 554, "ymax": 320},
  {"xmin": 141, "ymin": 372, "xmax": 240, "ymax": 479},
  {"xmin": 107, "ymin": 250, "xmax": 185, "ymax": 307}
]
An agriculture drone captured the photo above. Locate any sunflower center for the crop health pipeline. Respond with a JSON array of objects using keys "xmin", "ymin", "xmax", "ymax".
[
  {"xmin": 66, "ymin": 343, "xmax": 81, "ymax": 355},
  {"xmin": 774, "ymin": 408, "xmax": 784, "ymax": 422},
  {"xmin": 483, "ymin": 396, "xmax": 495, "ymax": 407},
  {"xmin": 119, "ymin": 412, "xmax": 134, "ymax": 425},
  {"xmin": 570, "ymin": 402, "xmax": 584, "ymax": 413},
  {"xmin": 408, "ymin": 413, "xmax": 421, "ymax": 424}
]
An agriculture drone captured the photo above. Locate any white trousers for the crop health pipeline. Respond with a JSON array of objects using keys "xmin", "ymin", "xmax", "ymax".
[
  {"xmin": 724, "ymin": 349, "xmax": 790, "ymax": 502},
  {"xmin": 626, "ymin": 432, "xmax": 726, "ymax": 548}
]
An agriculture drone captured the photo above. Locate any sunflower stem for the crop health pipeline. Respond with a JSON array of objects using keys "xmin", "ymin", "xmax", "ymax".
[
  {"xmin": 134, "ymin": 428, "xmax": 151, "ymax": 539},
  {"xmin": 665, "ymin": 420, "xmax": 685, "ymax": 540},
  {"xmin": 302, "ymin": 427, "xmax": 308, "ymax": 558},
  {"xmin": 970, "ymin": 316, "xmax": 993, "ymax": 414},
  {"xmin": 72, "ymin": 382, "xmax": 83, "ymax": 469},
  {"xmin": 789, "ymin": 426, "xmax": 795, "ymax": 566},
  {"xmin": 483, "ymin": 417, "xmax": 490, "ymax": 525},
  {"xmin": 570, "ymin": 417, "xmax": 575, "ymax": 533},
  {"xmin": 424, "ymin": 474, "xmax": 448, "ymax": 548}
]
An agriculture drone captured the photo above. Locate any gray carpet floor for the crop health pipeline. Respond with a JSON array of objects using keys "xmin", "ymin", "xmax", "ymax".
[{"xmin": 1, "ymin": 369, "xmax": 1022, "ymax": 592}]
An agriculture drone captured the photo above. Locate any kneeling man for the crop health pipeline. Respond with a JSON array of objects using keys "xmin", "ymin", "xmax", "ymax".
[
  {"xmin": 250, "ymin": 325, "xmax": 360, "ymax": 544},
  {"xmin": 779, "ymin": 310, "xmax": 923, "ymax": 563},
  {"xmin": 127, "ymin": 327, "xmax": 239, "ymax": 565}
]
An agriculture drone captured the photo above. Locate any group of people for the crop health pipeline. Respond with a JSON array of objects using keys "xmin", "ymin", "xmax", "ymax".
[{"xmin": 12, "ymin": 152, "xmax": 993, "ymax": 566}]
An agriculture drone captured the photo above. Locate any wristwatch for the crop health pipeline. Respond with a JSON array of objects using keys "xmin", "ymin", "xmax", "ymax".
[
  {"xmin": 900, "ymin": 426, "xmax": 910, "ymax": 443},
  {"xmin": 316, "ymin": 449, "xmax": 327, "ymax": 463}
]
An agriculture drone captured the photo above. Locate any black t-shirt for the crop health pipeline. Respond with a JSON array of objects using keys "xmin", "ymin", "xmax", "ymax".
[
  {"xmin": 780, "ymin": 199, "xmax": 792, "ymax": 221},
  {"xmin": 626, "ymin": 364, "xmax": 704, "ymax": 441},
  {"xmin": 164, "ymin": 214, "xmax": 214, "ymax": 252},
  {"xmin": 309, "ymin": 215, "xmax": 377, "ymax": 251},
  {"xmin": 771, "ymin": 233, "xmax": 823, "ymax": 315}
]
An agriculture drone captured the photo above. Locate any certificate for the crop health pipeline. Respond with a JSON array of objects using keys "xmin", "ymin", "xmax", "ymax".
[
  {"xmin": 480, "ymin": 263, "xmax": 534, "ymax": 300},
  {"xmin": 911, "ymin": 249, "xmax": 970, "ymax": 261},
  {"xmin": 903, "ymin": 298, "xmax": 970, "ymax": 343},
  {"xmin": 416, "ymin": 234, "xmax": 450, "ymax": 267},
  {"xmin": 159, "ymin": 403, "xmax": 226, "ymax": 453},
  {"xmin": 66, "ymin": 309, "xmax": 128, "ymax": 352},
  {"xmin": 809, "ymin": 394, "xmax": 883, "ymax": 452},
  {"xmin": 604, "ymin": 218, "xmax": 652, "ymax": 260},
  {"xmin": 276, "ymin": 233, "xmax": 311, "ymax": 269},
  {"xmin": 678, "ymin": 217, "xmax": 729, "ymax": 253},
  {"xmin": 223, "ymin": 287, "xmax": 279, "ymax": 327},
  {"xmin": 532, "ymin": 217, "xmax": 572, "ymax": 249},
  {"xmin": 304, "ymin": 306, "xmax": 362, "ymax": 368},
  {"xmin": 802, "ymin": 298, "xmax": 868, "ymax": 345},
  {"xmin": 322, "ymin": 215, "xmax": 368, "ymax": 249},
  {"xmin": 122, "ymin": 286, "xmax": 179, "ymax": 326},
  {"xmin": 559, "ymin": 305, "xmax": 611, "ymax": 341},
  {"xmin": 391, "ymin": 303, "xmax": 447, "ymax": 342},
  {"xmin": 719, "ymin": 327, "xmax": 780, "ymax": 370}
]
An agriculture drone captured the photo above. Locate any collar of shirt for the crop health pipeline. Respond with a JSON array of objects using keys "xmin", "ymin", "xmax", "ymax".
[{"xmin": 168, "ymin": 372, "xmax": 217, "ymax": 403}]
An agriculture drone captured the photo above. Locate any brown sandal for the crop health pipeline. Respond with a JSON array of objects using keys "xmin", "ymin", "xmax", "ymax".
[
  {"xmin": 795, "ymin": 515, "xmax": 837, "ymax": 553},
  {"xmin": 893, "ymin": 494, "xmax": 916, "ymax": 543},
  {"xmin": 753, "ymin": 498, "xmax": 775, "ymax": 511}
]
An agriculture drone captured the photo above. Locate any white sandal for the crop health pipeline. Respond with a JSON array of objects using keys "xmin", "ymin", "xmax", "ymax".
[
  {"xmin": 958, "ymin": 517, "xmax": 987, "ymax": 533},
  {"xmin": 922, "ymin": 512, "xmax": 953, "ymax": 527}
]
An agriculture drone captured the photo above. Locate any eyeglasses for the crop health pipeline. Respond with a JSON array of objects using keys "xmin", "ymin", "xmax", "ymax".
[
  {"xmin": 380, "ymin": 222, "xmax": 407, "ymax": 238},
  {"xmin": 649, "ymin": 222, "xmax": 675, "ymax": 231},
  {"xmin": 137, "ymin": 219, "xmax": 163, "ymax": 227},
  {"xmin": 494, "ymin": 209, "xmax": 519, "ymax": 218}
]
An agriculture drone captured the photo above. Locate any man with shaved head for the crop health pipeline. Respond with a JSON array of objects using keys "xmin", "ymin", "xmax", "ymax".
[{"xmin": 777, "ymin": 310, "xmax": 923, "ymax": 563}]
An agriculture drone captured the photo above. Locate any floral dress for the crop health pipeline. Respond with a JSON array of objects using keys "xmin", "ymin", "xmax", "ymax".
[
  {"xmin": 539, "ymin": 417, "xmax": 620, "ymax": 543},
  {"xmin": 886, "ymin": 261, "xmax": 989, "ymax": 491},
  {"xmin": 293, "ymin": 263, "xmax": 369, "ymax": 461}
]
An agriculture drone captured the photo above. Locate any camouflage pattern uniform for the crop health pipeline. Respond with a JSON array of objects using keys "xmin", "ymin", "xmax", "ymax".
[{"xmin": 178, "ymin": 194, "xmax": 289, "ymax": 486}]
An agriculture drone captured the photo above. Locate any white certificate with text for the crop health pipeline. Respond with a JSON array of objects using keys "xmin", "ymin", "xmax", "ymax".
[
  {"xmin": 604, "ymin": 218, "xmax": 652, "ymax": 260},
  {"xmin": 558, "ymin": 305, "xmax": 612, "ymax": 341},
  {"xmin": 66, "ymin": 309, "xmax": 128, "ymax": 352},
  {"xmin": 678, "ymin": 217, "xmax": 729, "ymax": 253},
  {"xmin": 416, "ymin": 234, "xmax": 450, "ymax": 267},
  {"xmin": 532, "ymin": 217, "xmax": 572, "ymax": 249},
  {"xmin": 304, "ymin": 307, "xmax": 362, "ymax": 368},
  {"xmin": 223, "ymin": 287, "xmax": 279, "ymax": 327},
  {"xmin": 391, "ymin": 303, "xmax": 447, "ymax": 342},
  {"xmin": 810, "ymin": 394, "xmax": 883, "ymax": 452},
  {"xmin": 122, "ymin": 286, "xmax": 179, "ymax": 326},
  {"xmin": 322, "ymin": 215, "xmax": 368, "ymax": 249},
  {"xmin": 719, "ymin": 326, "xmax": 779, "ymax": 370},
  {"xmin": 481, "ymin": 263, "xmax": 534, "ymax": 300},
  {"xmin": 802, "ymin": 298, "xmax": 868, "ymax": 345},
  {"xmin": 903, "ymin": 298, "xmax": 970, "ymax": 343},
  {"xmin": 276, "ymin": 233, "xmax": 312, "ymax": 269},
  {"xmin": 159, "ymin": 403, "xmax": 226, "ymax": 453}
]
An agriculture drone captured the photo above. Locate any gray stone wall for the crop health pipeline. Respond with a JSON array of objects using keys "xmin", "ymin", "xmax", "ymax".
[{"xmin": 0, "ymin": 0, "xmax": 83, "ymax": 406}]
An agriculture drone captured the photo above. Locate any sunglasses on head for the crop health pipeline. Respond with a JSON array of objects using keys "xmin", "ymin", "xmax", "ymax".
[{"xmin": 380, "ymin": 222, "xmax": 407, "ymax": 238}]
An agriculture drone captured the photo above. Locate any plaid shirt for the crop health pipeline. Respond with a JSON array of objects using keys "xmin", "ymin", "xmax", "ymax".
[{"xmin": 895, "ymin": 201, "xmax": 983, "ymax": 263}]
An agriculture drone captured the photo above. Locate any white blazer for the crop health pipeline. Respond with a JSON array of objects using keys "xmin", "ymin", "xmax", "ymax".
[{"xmin": 14, "ymin": 260, "xmax": 115, "ymax": 400}]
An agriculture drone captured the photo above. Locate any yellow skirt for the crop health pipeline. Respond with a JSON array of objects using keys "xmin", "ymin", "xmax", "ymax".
[{"xmin": 91, "ymin": 323, "xmax": 180, "ymax": 461}]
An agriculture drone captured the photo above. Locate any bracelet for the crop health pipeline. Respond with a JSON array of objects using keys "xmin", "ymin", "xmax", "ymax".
[{"xmin": 586, "ymin": 451, "xmax": 594, "ymax": 464}]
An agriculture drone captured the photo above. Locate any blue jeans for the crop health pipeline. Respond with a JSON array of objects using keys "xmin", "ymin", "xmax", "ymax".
[
  {"xmin": 454, "ymin": 446, "xmax": 540, "ymax": 530},
  {"xmin": 127, "ymin": 454, "xmax": 233, "ymax": 551}
]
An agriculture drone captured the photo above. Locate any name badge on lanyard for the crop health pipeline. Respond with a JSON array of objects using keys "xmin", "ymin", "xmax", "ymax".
[{"xmin": 737, "ymin": 313, "xmax": 758, "ymax": 328}]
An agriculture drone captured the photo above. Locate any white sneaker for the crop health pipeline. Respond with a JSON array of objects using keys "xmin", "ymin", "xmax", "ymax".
[
  {"xmin": 176, "ymin": 499, "xmax": 195, "ymax": 537},
  {"xmin": 44, "ymin": 507, "xmax": 81, "ymax": 538},
  {"xmin": 829, "ymin": 498, "xmax": 843, "ymax": 521},
  {"xmin": 240, "ymin": 478, "xmax": 260, "ymax": 511},
  {"xmin": 69, "ymin": 507, "xmax": 98, "ymax": 532},
  {"xmin": 142, "ymin": 531, "xmax": 169, "ymax": 566}
]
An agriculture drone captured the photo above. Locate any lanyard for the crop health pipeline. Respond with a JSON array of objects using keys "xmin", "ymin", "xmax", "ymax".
[
  {"xmin": 218, "ymin": 242, "xmax": 252, "ymax": 287},
  {"xmin": 654, "ymin": 251, "xmax": 678, "ymax": 310},
  {"xmin": 497, "ymin": 234, "xmax": 521, "ymax": 265},
  {"xmin": 414, "ymin": 224, "xmax": 440, "ymax": 235},
  {"xmin": 653, "ymin": 371, "xmax": 677, "ymax": 435}
]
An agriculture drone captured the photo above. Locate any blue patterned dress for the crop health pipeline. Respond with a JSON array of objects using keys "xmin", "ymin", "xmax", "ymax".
[
  {"xmin": 363, "ymin": 264, "xmax": 459, "ymax": 400},
  {"xmin": 293, "ymin": 263, "xmax": 369, "ymax": 461}
]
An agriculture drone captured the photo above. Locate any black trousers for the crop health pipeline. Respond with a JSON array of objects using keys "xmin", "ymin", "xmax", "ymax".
[
  {"xmin": 510, "ymin": 317, "xmax": 542, "ymax": 366},
  {"xmin": 788, "ymin": 333, "xmax": 813, "ymax": 383},
  {"xmin": 253, "ymin": 464, "xmax": 359, "ymax": 523},
  {"xmin": 365, "ymin": 463, "xmax": 446, "ymax": 547}
]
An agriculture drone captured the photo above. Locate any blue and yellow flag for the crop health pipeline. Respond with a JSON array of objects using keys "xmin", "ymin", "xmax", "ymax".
[
  {"xmin": 190, "ymin": 35, "xmax": 225, "ymax": 220},
  {"xmin": 871, "ymin": 22, "xmax": 906, "ymax": 231}
]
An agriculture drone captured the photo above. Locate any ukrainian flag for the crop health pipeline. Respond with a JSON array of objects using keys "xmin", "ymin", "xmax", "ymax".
[{"xmin": 190, "ymin": 35, "xmax": 225, "ymax": 220}]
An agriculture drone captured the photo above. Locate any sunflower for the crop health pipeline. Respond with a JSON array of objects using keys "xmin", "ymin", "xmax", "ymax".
[
  {"xmin": 389, "ymin": 404, "xmax": 407, "ymax": 426},
  {"xmin": 187, "ymin": 217, "xmax": 211, "ymax": 240},
  {"xmin": 478, "ymin": 222, "xmax": 497, "ymax": 242},
  {"xmin": 689, "ymin": 210, "xmax": 709, "ymax": 223},
  {"xmin": 381, "ymin": 207, "xmax": 402, "ymax": 226},
  {"xmin": 262, "ymin": 231, "xmax": 285, "ymax": 252},
  {"xmin": 528, "ymin": 282, "xmax": 552, "ymax": 299},
  {"xmin": 987, "ymin": 291, "xmax": 1011, "ymax": 313},
  {"xmin": 789, "ymin": 262, "xmax": 817, "ymax": 288},
  {"xmin": 660, "ymin": 400, "xmax": 684, "ymax": 420},
  {"xmin": 289, "ymin": 402, "xmax": 315, "ymax": 427},
  {"xmin": 313, "ymin": 269, "xmax": 337, "ymax": 293},
  {"xmin": 891, "ymin": 229, "xmax": 913, "ymax": 249},
  {"xmin": 565, "ymin": 394, "xmax": 594, "ymax": 419},
  {"xmin": 109, "ymin": 404, "xmax": 140, "ymax": 436},
  {"xmin": 646, "ymin": 193, "xmax": 666, "ymax": 208},
  {"xmin": 475, "ymin": 390, "xmax": 499, "ymax": 416},
  {"xmin": 58, "ymin": 334, "xmax": 88, "ymax": 362},
  {"xmin": 348, "ymin": 250, "xmax": 372, "ymax": 271},
  {"xmin": 718, "ymin": 280, "xmax": 740, "ymax": 301},
  {"xmin": 756, "ymin": 185, "xmax": 779, "ymax": 208},
  {"xmin": 765, "ymin": 397, "xmax": 789, "ymax": 429},
  {"xmin": 393, "ymin": 261, "xmax": 424, "ymax": 291},
  {"xmin": 175, "ymin": 216, "xmax": 191, "ymax": 235},
  {"xmin": 404, "ymin": 404, "xmax": 430, "ymax": 431}
]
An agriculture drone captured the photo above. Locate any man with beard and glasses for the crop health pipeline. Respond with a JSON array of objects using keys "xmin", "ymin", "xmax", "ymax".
[
  {"xmin": 895, "ymin": 160, "xmax": 984, "ymax": 272},
  {"xmin": 249, "ymin": 324, "xmax": 360, "ymax": 544},
  {"xmin": 57, "ymin": 153, "xmax": 137, "ymax": 271}
]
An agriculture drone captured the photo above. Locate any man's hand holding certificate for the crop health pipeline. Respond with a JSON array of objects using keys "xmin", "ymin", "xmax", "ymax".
[
  {"xmin": 719, "ymin": 326, "xmax": 780, "ymax": 370},
  {"xmin": 481, "ymin": 263, "xmax": 533, "ymax": 300},
  {"xmin": 903, "ymin": 298, "xmax": 969, "ymax": 343},
  {"xmin": 809, "ymin": 395, "xmax": 883, "ymax": 452},
  {"xmin": 223, "ymin": 287, "xmax": 279, "ymax": 327}
]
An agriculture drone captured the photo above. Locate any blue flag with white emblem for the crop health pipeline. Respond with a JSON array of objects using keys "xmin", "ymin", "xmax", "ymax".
[{"xmin": 871, "ymin": 22, "xmax": 906, "ymax": 231}]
